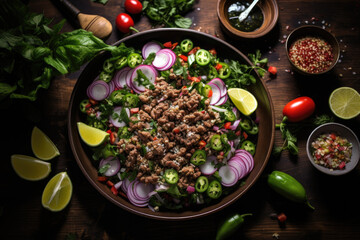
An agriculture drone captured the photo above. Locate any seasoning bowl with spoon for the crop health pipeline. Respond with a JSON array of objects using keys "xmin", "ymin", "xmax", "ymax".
[
  {"xmin": 217, "ymin": 0, "xmax": 279, "ymax": 39},
  {"xmin": 285, "ymin": 25, "xmax": 340, "ymax": 75}
]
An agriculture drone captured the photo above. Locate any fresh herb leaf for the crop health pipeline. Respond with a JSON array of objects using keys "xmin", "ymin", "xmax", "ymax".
[
  {"xmin": 90, "ymin": 0, "xmax": 109, "ymax": 5},
  {"xmin": 142, "ymin": 0, "xmax": 195, "ymax": 28}
]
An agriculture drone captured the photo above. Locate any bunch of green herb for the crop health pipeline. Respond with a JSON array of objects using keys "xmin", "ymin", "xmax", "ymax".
[
  {"xmin": 225, "ymin": 50, "xmax": 268, "ymax": 89},
  {"xmin": 142, "ymin": 0, "xmax": 195, "ymax": 28},
  {"xmin": 0, "ymin": 0, "xmax": 122, "ymax": 103},
  {"xmin": 273, "ymin": 114, "xmax": 334, "ymax": 156}
]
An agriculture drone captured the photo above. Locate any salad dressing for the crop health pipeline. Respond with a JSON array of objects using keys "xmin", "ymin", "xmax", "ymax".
[{"xmin": 227, "ymin": 1, "xmax": 264, "ymax": 32}]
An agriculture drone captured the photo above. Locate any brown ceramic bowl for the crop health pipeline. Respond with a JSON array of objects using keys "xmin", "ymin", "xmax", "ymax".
[
  {"xmin": 68, "ymin": 28, "xmax": 275, "ymax": 220},
  {"xmin": 285, "ymin": 25, "xmax": 340, "ymax": 75},
  {"xmin": 217, "ymin": 0, "xmax": 279, "ymax": 39}
]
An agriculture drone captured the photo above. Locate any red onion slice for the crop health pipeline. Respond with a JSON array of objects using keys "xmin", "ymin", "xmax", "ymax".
[
  {"xmin": 209, "ymin": 78, "xmax": 227, "ymax": 97},
  {"xmin": 218, "ymin": 165, "xmax": 239, "ymax": 187},
  {"xmin": 142, "ymin": 41, "xmax": 162, "ymax": 59},
  {"xmin": 114, "ymin": 67, "xmax": 131, "ymax": 89},
  {"xmin": 109, "ymin": 106, "xmax": 130, "ymax": 128},
  {"xmin": 131, "ymin": 65, "xmax": 158, "ymax": 93},
  {"xmin": 133, "ymin": 181, "xmax": 155, "ymax": 201},
  {"xmin": 127, "ymin": 181, "xmax": 149, "ymax": 207},
  {"xmin": 215, "ymin": 94, "xmax": 228, "ymax": 106},
  {"xmin": 208, "ymin": 83, "xmax": 221, "ymax": 106},
  {"xmin": 99, "ymin": 157, "xmax": 120, "ymax": 177},
  {"xmin": 87, "ymin": 80, "xmax": 110, "ymax": 101},
  {"xmin": 199, "ymin": 155, "xmax": 218, "ymax": 175}
]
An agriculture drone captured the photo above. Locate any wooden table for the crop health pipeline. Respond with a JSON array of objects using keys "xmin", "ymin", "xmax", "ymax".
[{"xmin": 1, "ymin": 0, "xmax": 360, "ymax": 239}]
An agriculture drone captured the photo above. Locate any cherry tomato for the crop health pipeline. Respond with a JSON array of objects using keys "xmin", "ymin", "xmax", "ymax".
[
  {"xmin": 268, "ymin": 66, "xmax": 277, "ymax": 75},
  {"xmin": 124, "ymin": 0, "xmax": 143, "ymax": 14},
  {"xmin": 116, "ymin": 13, "xmax": 135, "ymax": 33},
  {"xmin": 282, "ymin": 96, "xmax": 315, "ymax": 122}
]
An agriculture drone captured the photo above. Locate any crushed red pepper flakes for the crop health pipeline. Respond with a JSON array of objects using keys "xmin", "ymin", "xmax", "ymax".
[{"xmin": 289, "ymin": 37, "xmax": 334, "ymax": 73}]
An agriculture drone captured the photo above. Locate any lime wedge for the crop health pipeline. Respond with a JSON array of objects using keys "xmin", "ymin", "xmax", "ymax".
[
  {"xmin": 227, "ymin": 88, "xmax": 258, "ymax": 116},
  {"xmin": 329, "ymin": 87, "xmax": 360, "ymax": 119},
  {"xmin": 11, "ymin": 154, "xmax": 51, "ymax": 181},
  {"xmin": 31, "ymin": 126, "xmax": 60, "ymax": 161},
  {"xmin": 42, "ymin": 172, "xmax": 73, "ymax": 212},
  {"xmin": 77, "ymin": 122, "xmax": 109, "ymax": 147}
]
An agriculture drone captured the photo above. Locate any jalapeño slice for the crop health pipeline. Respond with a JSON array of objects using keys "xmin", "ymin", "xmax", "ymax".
[
  {"xmin": 127, "ymin": 53, "xmax": 142, "ymax": 68},
  {"xmin": 210, "ymin": 134, "xmax": 223, "ymax": 151},
  {"xmin": 207, "ymin": 180, "xmax": 222, "ymax": 199},
  {"xmin": 224, "ymin": 110, "xmax": 236, "ymax": 122},
  {"xmin": 190, "ymin": 150, "xmax": 207, "ymax": 166},
  {"xmin": 218, "ymin": 62, "xmax": 231, "ymax": 79},
  {"xmin": 195, "ymin": 49, "xmax": 211, "ymax": 66},
  {"xmin": 115, "ymin": 56, "xmax": 128, "ymax": 69},
  {"xmin": 180, "ymin": 39, "xmax": 194, "ymax": 53},
  {"xmin": 239, "ymin": 118, "xmax": 252, "ymax": 131},
  {"xmin": 195, "ymin": 176, "xmax": 209, "ymax": 193},
  {"xmin": 240, "ymin": 140, "xmax": 256, "ymax": 155},
  {"xmin": 164, "ymin": 169, "xmax": 179, "ymax": 184}
]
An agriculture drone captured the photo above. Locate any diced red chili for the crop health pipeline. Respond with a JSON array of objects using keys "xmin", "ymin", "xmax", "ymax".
[
  {"xmin": 179, "ymin": 54, "xmax": 188, "ymax": 62},
  {"xmin": 89, "ymin": 98, "xmax": 98, "ymax": 105},
  {"xmin": 97, "ymin": 176, "xmax": 108, "ymax": 182},
  {"xmin": 209, "ymin": 48, "xmax": 217, "ymax": 56},
  {"xmin": 130, "ymin": 108, "xmax": 139, "ymax": 114},
  {"xmin": 163, "ymin": 41, "xmax": 173, "ymax": 48},
  {"xmin": 224, "ymin": 122, "xmax": 232, "ymax": 129},
  {"xmin": 199, "ymin": 140, "xmax": 206, "ymax": 149},
  {"xmin": 188, "ymin": 46, "xmax": 200, "ymax": 55},
  {"xmin": 111, "ymin": 186, "xmax": 118, "ymax": 195},
  {"xmin": 208, "ymin": 89, "xmax": 213, "ymax": 98},
  {"xmin": 215, "ymin": 63, "xmax": 222, "ymax": 71},
  {"xmin": 243, "ymin": 131, "xmax": 248, "ymax": 140},
  {"xmin": 173, "ymin": 128, "xmax": 180, "ymax": 134}
]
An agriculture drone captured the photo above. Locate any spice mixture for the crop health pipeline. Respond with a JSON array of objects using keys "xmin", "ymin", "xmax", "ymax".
[
  {"xmin": 289, "ymin": 37, "xmax": 334, "ymax": 73},
  {"xmin": 311, "ymin": 133, "xmax": 352, "ymax": 170}
]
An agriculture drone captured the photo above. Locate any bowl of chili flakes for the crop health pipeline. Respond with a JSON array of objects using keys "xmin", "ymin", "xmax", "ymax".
[{"xmin": 285, "ymin": 25, "xmax": 340, "ymax": 75}]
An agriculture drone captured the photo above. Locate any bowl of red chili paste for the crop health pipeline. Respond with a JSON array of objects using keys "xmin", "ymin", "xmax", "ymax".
[{"xmin": 285, "ymin": 25, "xmax": 340, "ymax": 75}]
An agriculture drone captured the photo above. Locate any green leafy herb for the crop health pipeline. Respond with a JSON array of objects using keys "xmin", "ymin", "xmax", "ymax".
[
  {"xmin": 273, "ymin": 114, "xmax": 334, "ymax": 156},
  {"xmin": 0, "ymin": 0, "xmax": 122, "ymax": 103},
  {"xmin": 225, "ymin": 50, "xmax": 268, "ymax": 89},
  {"xmin": 142, "ymin": 0, "xmax": 195, "ymax": 28}
]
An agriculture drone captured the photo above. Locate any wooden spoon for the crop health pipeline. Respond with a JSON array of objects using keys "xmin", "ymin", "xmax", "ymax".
[{"xmin": 59, "ymin": 0, "xmax": 112, "ymax": 39}]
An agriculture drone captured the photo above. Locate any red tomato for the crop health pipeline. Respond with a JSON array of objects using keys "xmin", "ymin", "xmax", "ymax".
[
  {"xmin": 124, "ymin": 0, "xmax": 143, "ymax": 14},
  {"xmin": 116, "ymin": 13, "xmax": 135, "ymax": 33},
  {"xmin": 268, "ymin": 66, "xmax": 277, "ymax": 75},
  {"xmin": 282, "ymin": 96, "xmax": 315, "ymax": 122}
]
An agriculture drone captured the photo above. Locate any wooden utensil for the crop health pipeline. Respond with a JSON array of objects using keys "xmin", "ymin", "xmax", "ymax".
[{"xmin": 59, "ymin": 0, "xmax": 112, "ymax": 39}]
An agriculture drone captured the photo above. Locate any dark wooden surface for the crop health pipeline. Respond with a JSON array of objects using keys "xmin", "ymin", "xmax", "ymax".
[{"xmin": 1, "ymin": 0, "xmax": 360, "ymax": 239}]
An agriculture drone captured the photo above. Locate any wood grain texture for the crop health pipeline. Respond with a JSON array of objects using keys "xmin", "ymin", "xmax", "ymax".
[{"xmin": 0, "ymin": 0, "xmax": 359, "ymax": 239}]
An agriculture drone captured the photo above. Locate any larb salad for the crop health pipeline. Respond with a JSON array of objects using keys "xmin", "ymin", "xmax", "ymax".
[{"xmin": 78, "ymin": 39, "xmax": 263, "ymax": 211}]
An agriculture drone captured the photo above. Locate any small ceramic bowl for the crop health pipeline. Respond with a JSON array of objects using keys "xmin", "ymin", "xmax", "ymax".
[
  {"xmin": 217, "ymin": 0, "xmax": 279, "ymax": 39},
  {"xmin": 306, "ymin": 123, "xmax": 360, "ymax": 176},
  {"xmin": 285, "ymin": 25, "xmax": 340, "ymax": 75}
]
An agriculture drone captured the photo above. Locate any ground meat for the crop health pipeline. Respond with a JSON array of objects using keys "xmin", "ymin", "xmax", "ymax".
[{"xmin": 120, "ymin": 79, "xmax": 224, "ymax": 188}]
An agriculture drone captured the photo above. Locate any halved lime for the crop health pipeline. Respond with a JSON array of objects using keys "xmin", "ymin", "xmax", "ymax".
[
  {"xmin": 228, "ymin": 88, "xmax": 258, "ymax": 116},
  {"xmin": 42, "ymin": 172, "xmax": 73, "ymax": 212},
  {"xmin": 11, "ymin": 154, "xmax": 51, "ymax": 181},
  {"xmin": 329, "ymin": 87, "xmax": 360, "ymax": 119},
  {"xmin": 77, "ymin": 122, "xmax": 109, "ymax": 147},
  {"xmin": 31, "ymin": 126, "xmax": 60, "ymax": 161}
]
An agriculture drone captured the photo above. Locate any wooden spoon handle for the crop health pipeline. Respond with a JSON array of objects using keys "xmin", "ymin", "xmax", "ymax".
[{"xmin": 59, "ymin": 0, "xmax": 80, "ymax": 18}]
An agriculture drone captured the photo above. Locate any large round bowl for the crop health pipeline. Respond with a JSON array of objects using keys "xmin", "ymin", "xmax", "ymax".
[{"xmin": 68, "ymin": 28, "xmax": 275, "ymax": 220}]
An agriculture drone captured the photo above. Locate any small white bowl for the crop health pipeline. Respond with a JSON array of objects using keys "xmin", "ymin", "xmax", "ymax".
[{"xmin": 306, "ymin": 122, "xmax": 360, "ymax": 176}]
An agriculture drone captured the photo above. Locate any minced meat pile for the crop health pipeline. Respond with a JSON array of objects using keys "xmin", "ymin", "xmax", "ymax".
[{"xmin": 116, "ymin": 77, "xmax": 222, "ymax": 190}]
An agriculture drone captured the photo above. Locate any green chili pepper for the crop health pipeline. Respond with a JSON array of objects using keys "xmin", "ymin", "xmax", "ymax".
[
  {"xmin": 110, "ymin": 90, "xmax": 125, "ymax": 104},
  {"xmin": 195, "ymin": 49, "xmax": 211, "ymax": 66},
  {"xmin": 115, "ymin": 56, "xmax": 128, "ymax": 69},
  {"xmin": 180, "ymin": 39, "xmax": 193, "ymax": 53},
  {"xmin": 216, "ymin": 213, "xmax": 252, "ymax": 240},
  {"xmin": 218, "ymin": 62, "xmax": 231, "ymax": 79},
  {"xmin": 210, "ymin": 134, "xmax": 223, "ymax": 151},
  {"xmin": 127, "ymin": 53, "xmax": 142, "ymax": 68},
  {"xmin": 103, "ymin": 59, "xmax": 115, "ymax": 73},
  {"xmin": 208, "ymin": 65, "xmax": 218, "ymax": 80},
  {"xmin": 267, "ymin": 171, "xmax": 315, "ymax": 210},
  {"xmin": 99, "ymin": 71, "xmax": 113, "ymax": 83},
  {"xmin": 190, "ymin": 150, "xmax": 207, "ymax": 166},
  {"xmin": 195, "ymin": 176, "xmax": 209, "ymax": 193},
  {"xmin": 207, "ymin": 179, "xmax": 222, "ymax": 199},
  {"xmin": 239, "ymin": 117, "xmax": 252, "ymax": 131},
  {"xmin": 224, "ymin": 110, "xmax": 236, "ymax": 122},
  {"xmin": 240, "ymin": 140, "xmax": 256, "ymax": 155},
  {"xmin": 201, "ymin": 84, "xmax": 212, "ymax": 98},
  {"xmin": 164, "ymin": 169, "xmax": 179, "ymax": 184},
  {"xmin": 79, "ymin": 99, "xmax": 90, "ymax": 113}
]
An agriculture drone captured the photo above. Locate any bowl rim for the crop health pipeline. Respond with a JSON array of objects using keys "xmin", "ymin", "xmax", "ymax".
[
  {"xmin": 285, "ymin": 25, "xmax": 340, "ymax": 75},
  {"xmin": 216, "ymin": 0, "xmax": 279, "ymax": 38},
  {"xmin": 306, "ymin": 122, "xmax": 360, "ymax": 176},
  {"xmin": 67, "ymin": 28, "xmax": 275, "ymax": 220}
]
